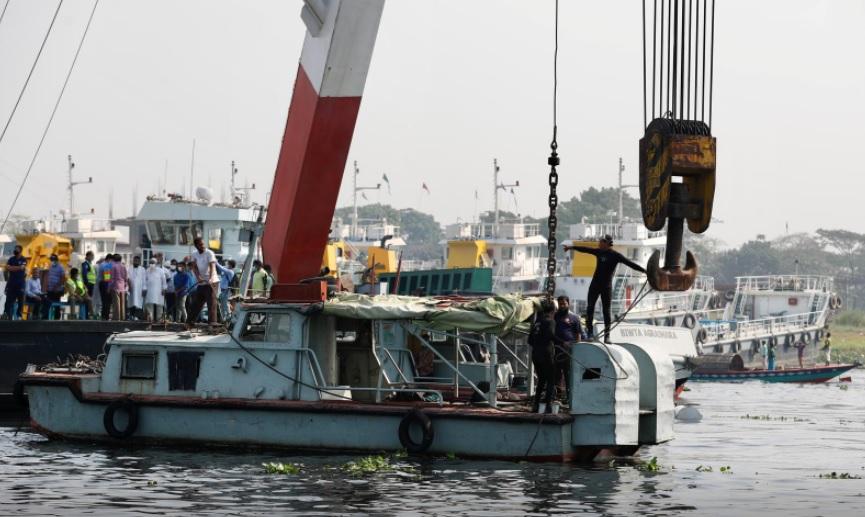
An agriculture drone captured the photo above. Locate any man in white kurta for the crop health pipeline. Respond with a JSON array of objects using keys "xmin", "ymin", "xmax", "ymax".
[
  {"xmin": 144, "ymin": 258, "xmax": 167, "ymax": 322},
  {"xmin": 128, "ymin": 256, "xmax": 147, "ymax": 319}
]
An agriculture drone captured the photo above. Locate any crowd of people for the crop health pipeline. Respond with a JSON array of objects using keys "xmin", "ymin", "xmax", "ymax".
[{"xmin": 2, "ymin": 237, "xmax": 276, "ymax": 324}]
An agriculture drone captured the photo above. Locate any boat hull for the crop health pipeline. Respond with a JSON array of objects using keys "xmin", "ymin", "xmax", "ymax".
[
  {"xmin": 690, "ymin": 364, "xmax": 857, "ymax": 383},
  {"xmin": 23, "ymin": 380, "xmax": 624, "ymax": 463}
]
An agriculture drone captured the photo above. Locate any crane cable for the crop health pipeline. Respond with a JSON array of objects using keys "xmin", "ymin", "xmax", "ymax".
[
  {"xmin": 0, "ymin": 0, "xmax": 99, "ymax": 235},
  {"xmin": 0, "ymin": 1, "xmax": 10, "ymax": 28},
  {"xmin": 0, "ymin": 0, "xmax": 64, "ymax": 149},
  {"xmin": 543, "ymin": 0, "xmax": 560, "ymax": 301}
]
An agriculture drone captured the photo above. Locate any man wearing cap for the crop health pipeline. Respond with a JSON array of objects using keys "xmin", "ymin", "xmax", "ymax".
[
  {"xmin": 43, "ymin": 254, "xmax": 66, "ymax": 320},
  {"xmin": 563, "ymin": 234, "xmax": 646, "ymax": 343}
]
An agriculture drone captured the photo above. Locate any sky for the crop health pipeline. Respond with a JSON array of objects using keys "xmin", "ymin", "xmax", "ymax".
[{"xmin": 0, "ymin": 0, "xmax": 862, "ymax": 248}]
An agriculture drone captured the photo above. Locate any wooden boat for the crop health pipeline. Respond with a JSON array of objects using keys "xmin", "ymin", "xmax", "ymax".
[{"xmin": 690, "ymin": 363, "xmax": 858, "ymax": 383}]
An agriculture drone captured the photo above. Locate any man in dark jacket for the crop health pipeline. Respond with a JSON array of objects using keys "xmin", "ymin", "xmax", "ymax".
[
  {"xmin": 529, "ymin": 302, "xmax": 562, "ymax": 413},
  {"xmin": 564, "ymin": 234, "xmax": 645, "ymax": 343},
  {"xmin": 554, "ymin": 295, "xmax": 583, "ymax": 402}
]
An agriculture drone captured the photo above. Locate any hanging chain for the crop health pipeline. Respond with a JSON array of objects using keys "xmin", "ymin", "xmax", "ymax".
[
  {"xmin": 545, "ymin": 132, "xmax": 559, "ymax": 300},
  {"xmin": 544, "ymin": 0, "xmax": 560, "ymax": 301}
]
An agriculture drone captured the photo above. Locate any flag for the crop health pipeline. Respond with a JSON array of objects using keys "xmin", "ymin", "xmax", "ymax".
[
  {"xmin": 362, "ymin": 192, "xmax": 368, "ymax": 200},
  {"xmin": 422, "ymin": 182, "xmax": 430, "ymax": 194},
  {"xmin": 474, "ymin": 189, "xmax": 478, "ymax": 200},
  {"xmin": 382, "ymin": 173, "xmax": 391, "ymax": 194}
]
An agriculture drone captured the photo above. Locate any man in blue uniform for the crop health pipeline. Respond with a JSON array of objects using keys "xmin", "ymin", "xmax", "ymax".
[
  {"xmin": 554, "ymin": 295, "xmax": 583, "ymax": 402},
  {"xmin": 3, "ymin": 245, "xmax": 27, "ymax": 319},
  {"xmin": 564, "ymin": 234, "xmax": 645, "ymax": 343}
]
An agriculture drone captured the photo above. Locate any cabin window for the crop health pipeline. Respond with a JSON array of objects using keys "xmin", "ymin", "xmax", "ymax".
[
  {"xmin": 208, "ymin": 228, "xmax": 223, "ymax": 254},
  {"xmin": 147, "ymin": 222, "xmax": 176, "ymax": 245},
  {"xmin": 239, "ymin": 311, "xmax": 292, "ymax": 343},
  {"xmin": 121, "ymin": 352, "xmax": 157, "ymax": 379},
  {"xmin": 502, "ymin": 248, "xmax": 513, "ymax": 260},
  {"xmin": 178, "ymin": 222, "xmax": 203, "ymax": 246},
  {"xmin": 167, "ymin": 351, "xmax": 203, "ymax": 390}
]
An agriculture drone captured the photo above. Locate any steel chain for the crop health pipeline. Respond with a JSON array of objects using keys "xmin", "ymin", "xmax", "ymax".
[{"xmin": 545, "ymin": 132, "xmax": 559, "ymax": 300}]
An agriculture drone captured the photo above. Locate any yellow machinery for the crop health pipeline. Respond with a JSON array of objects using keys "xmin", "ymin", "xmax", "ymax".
[
  {"xmin": 321, "ymin": 241, "xmax": 347, "ymax": 278},
  {"xmin": 367, "ymin": 245, "xmax": 396, "ymax": 275},
  {"xmin": 446, "ymin": 240, "xmax": 488, "ymax": 269},
  {"xmin": 16, "ymin": 233, "xmax": 73, "ymax": 277}
]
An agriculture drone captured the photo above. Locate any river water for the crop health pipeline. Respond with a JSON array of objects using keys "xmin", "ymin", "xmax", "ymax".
[{"xmin": 2, "ymin": 371, "xmax": 864, "ymax": 516}]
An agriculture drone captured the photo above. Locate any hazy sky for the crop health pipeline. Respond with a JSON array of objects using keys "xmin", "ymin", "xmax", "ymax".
[{"xmin": 0, "ymin": 0, "xmax": 862, "ymax": 248}]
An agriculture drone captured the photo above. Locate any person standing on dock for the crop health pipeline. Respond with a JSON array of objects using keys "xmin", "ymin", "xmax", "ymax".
[
  {"xmin": 563, "ymin": 235, "xmax": 646, "ymax": 343},
  {"xmin": 144, "ymin": 258, "xmax": 167, "ymax": 322},
  {"xmin": 554, "ymin": 295, "xmax": 583, "ymax": 403},
  {"xmin": 43, "ymin": 254, "xmax": 66, "ymax": 320},
  {"xmin": 2, "ymin": 245, "xmax": 27, "ymax": 320},
  {"xmin": 110, "ymin": 254, "xmax": 128, "ymax": 321},
  {"xmin": 81, "ymin": 251, "xmax": 95, "ymax": 319},
  {"xmin": 189, "ymin": 237, "xmax": 219, "ymax": 325},
  {"xmin": 529, "ymin": 302, "xmax": 562, "ymax": 413},
  {"xmin": 98, "ymin": 254, "xmax": 113, "ymax": 320},
  {"xmin": 172, "ymin": 262, "xmax": 194, "ymax": 323},
  {"xmin": 128, "ymin": 256, "xmax": 146, "ymax": 320}
]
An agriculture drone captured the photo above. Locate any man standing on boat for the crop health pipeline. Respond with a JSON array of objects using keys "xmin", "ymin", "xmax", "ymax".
[
  {"xmin": 563, "ymin": 234, "xmax": 646, "ymax": 343},
  {"xmin": 554, "ymin": 295, "xmax": 583, "ymax": 403},
  {"xmin": 110, "ymin": 254, "xmax": 129, "ymax": 321},
  {"xmin": 43, "ymin": 254, "xmax": 66, "ymax": 320},
  {"xmin": 529, "ymin": 302, "xmax": 562, "ymax": 413},
  {"xmin": 2, "ymin": 245, "xmax": 27, "ymax": 320},
  {"xmin": 189, "ymin": 237, "xmax": 219, "ymax": 325}
]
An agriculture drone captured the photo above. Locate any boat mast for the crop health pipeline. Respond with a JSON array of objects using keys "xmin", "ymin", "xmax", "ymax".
[
  {"xmin": 351, "ymin": 161, "xmax": 380, "ymax": 240},
  {"xmin": 493, "ymin": 158, "xmax": 499, "ymax": 238},
  {"xmin": 617, "ymin": 157, "xmax": 637, "ymax": 226},
  {"xmin": 67, "ymin": 154, "xmax": 91, "ymax": 217}
]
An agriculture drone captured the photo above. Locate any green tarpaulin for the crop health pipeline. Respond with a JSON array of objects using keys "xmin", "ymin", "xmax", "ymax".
[{"xmin": 321, "ymin": 293, "xmax": 540, "ymax": 334}]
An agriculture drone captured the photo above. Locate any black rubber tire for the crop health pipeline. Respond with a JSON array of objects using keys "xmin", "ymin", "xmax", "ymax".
[
  {"xmin": 103, "ymin": 399, "xmax": 139, "ymax": 439},
  {"xmin": 696, "ymin": 328, "xmax": 708, "ymax": 344},
  {"xmin": 802, "ymin": 332, "xmax": 812, "ymax": 345},
  {"xmin": 12, "ymin": 380, "xmax": 26, "ymax": 408},
  {"xmin": 398, "ymin": 409, "xmax": 434, "ymax": 454},
  {"xmin": 682, "ymin": 313, "xmax": 697, "ymax": 329}
]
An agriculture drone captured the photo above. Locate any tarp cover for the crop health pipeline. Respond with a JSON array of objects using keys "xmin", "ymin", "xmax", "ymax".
[{"xmin": 321, "ymin": 293, "xmax": 539, "ymax": 334}]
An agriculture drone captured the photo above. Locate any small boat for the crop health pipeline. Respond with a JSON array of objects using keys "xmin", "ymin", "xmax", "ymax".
[{"xmin": 690, "ymin": 363, "xmax": 858, "ymax": 383}]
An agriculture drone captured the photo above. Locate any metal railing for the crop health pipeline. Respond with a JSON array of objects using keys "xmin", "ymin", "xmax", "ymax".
[
  {"xmin": 735, "ymin": 275, "xmax": 834, "ymax": 293},
  {"xmin": 702, "ymin": 310, "xmax": 826, "ymax": 342}
]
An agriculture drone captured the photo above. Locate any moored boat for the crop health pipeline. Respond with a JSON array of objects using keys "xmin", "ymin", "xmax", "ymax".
[
  {"xmin": 691, "ymin": 362, "xmax": 858, "ymax": 383},
  {"xmin": 19, "ymin": 294, "xmax": 678, "ymax": 462}
]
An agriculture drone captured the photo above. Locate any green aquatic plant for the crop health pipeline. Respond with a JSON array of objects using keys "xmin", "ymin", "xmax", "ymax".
[
  {"xmin": 638, "ymin": 457, "xmax": 661, "ymax": 472},
  {"xmin": 696, "ymin": 465, "xmax": 713, "ymax": 472},
  {"xmin": 720, "ymin": 466, "xmax": 732, "ymax": 474},
  {"xmin": 819, "ymin": 472, "xmax": 861, "ymax": 479},
  {"xmin": 343, "ymin": 454, "xmax": 393, "ymax": 475},
  {"xmin": 740, "ymin": 414, "xmax": 809, "ymax": 423},
  {"xmin": 263, "ymin": 462, "xmax": 301, "ymax": 475},
  {"xmin": 446, "ymin": 452, "xmax": 457, "ymax": 460}
]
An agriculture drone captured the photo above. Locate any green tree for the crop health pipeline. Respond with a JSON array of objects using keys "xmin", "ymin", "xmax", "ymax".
[{"xmin": 816, "ymin": 229, "xmax": 865, "ymax": 309}]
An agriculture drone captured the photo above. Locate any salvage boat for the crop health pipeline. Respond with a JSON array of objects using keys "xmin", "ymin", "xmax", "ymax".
[
  {"xmin": 690, "ymin": 362, "xmax": 858, "ymax": 383},
  {"xmin": 19, "ymin": 294, "xmax": 677, "ymax": 462}
]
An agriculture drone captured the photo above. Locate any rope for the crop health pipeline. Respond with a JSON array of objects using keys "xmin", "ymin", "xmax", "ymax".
[
  {"xmin": 0, "ymin": 0, "xmax": 9, "ymax": 28},
  {"xmin": 0, "ymin": 0, "xmax": 64, "ymax": 148},
  {"xmin": 0, "ymin": 0, "xmax": 97, "ymax": 235}
]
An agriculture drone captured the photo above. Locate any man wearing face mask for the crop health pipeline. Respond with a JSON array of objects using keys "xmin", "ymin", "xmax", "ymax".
[
  {"xmin": 128, "ymin": 256, "xmax": 146, "ymax": 320},
  {"xmin": 3, "ymin": 245, "xmax": 27, "ymax": 319},
  {"xmin": 164, "ymin": 258, "xmax": 177, "ymax": 321},
  {"xmin": 43, "ymin": 254, "xmax": 66, "ymax": 320}
]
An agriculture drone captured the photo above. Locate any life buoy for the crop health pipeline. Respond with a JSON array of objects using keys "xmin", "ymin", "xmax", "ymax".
[
  {"xmin": 801, "ymin": 332, "xmax": 812, "ymax": 345},
  {"xmin": 103, "ymin": 399, "xmax": 139, "ymax": 439},
  {"xmin": 829, "ymin": 297, "xmax": 837, "ymax": 310},
  {"xmin": 12, "ymin": 380, "xmax": 26, "ymax": 408},
  {"xmin": 682, "ymin": 313, "xmax": 697, "ymax": 329},
  {"xmin": 835, "ymin": 296, "xmax": 843, "ymax": 309},
  {"xmin": 816, "ymin": 329, "xmax": 824, "ymax": 341},
  {"xmin": 768, "ymin": 336, "xmax": 778, "ymax": 346},
  {"xmin": 731, "ymin": 341, "xmax": 741, "ymax": 354},
  {"xmin": 750, "ymin": 341, "xmax": 760, "ymax": 354},
  {"xmin": 696, "ymin": 328, "xmax": 708, "ymax": 344},
  {"xmin": 724, "ymin": 290, "xmax": 735, "ymax": 302},
  {"xmin": 784, "ymin": 334, "xmax": 795, "ymax": 347},
  {"xmin": 398, "ymin": 409, "xmax": 434, "ymax": 453}
]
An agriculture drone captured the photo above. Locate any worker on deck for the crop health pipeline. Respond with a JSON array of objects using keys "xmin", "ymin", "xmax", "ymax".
[
  {"xmin": 24, "ymin": 268, "xmax": 46, "ymax": 320},
  {"xmin": 2, "ymin": 245, "xmax": 27, "ymax": 320},
  {"xmin": 80, "ymin": 251, "xmax": 96, "ymax": 319},
  {"xmin": 65, "ymin": 267, "xmax": 89, "ymax": 320},
  {"xmin": 44, "ymin": 254, "xmax": 66, "ymax": 320},
  {"xmin": 563, "ymin": 234, "xmax": 646, "ymax": 343},
  {"xmin": 554, "ymin": 295, "xmax": 583, "ymax": 403},
  {"xmin": 528, "ymin": 301, "xmax": 562, "ymax": 413}
]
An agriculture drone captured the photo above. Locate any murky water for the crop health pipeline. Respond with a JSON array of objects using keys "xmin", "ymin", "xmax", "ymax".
[{"xmin": 2, "ymin": 371, "xmax": 865, "ymax": 516}]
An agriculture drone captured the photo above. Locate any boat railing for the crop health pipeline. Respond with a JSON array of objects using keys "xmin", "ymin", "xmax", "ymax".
[
  {"xmin": 304, "ymin": 345, "xmax": 444, "ymax": 405},
  {"xmin": 703, "ymin": 310, "xmax": 825, "ymax": 341},
  {"xmin": 735, "ymin": 275, "xmax": 833, "ymax": 293}
]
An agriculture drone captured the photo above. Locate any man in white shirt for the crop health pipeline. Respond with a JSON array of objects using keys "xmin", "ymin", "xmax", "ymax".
[
  {"xmin": 144, "ymin": 258, "xmax": 167, "ymax": 322},
  {"xmin": 188, "ymin": 237, "xmax": 219, "ymax": 325},
  {"xmin": 128, "ymin": 256, "xmax": 147, "ymax": 320}
]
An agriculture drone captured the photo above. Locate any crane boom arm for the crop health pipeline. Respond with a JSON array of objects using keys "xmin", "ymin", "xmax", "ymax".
[{"xmin": 262, "ymin": 0, "xmax": 384, "ymax": 300}]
